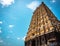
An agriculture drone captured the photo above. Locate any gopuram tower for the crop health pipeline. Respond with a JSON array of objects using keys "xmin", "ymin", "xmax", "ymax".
[{"xmin": 25, "ymin": 2, "xmax": 60, "ymax": 46}]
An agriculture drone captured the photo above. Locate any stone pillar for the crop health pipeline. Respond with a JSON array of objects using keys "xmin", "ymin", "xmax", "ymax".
[
  {"xmin": 26, "ymin": 42, "xmax": 28, "ymax": 46},
  {"xmin": 27, "ymin": 41, "xmax": 28, "ymax": 46},
  {"xmin": 30, "ymin": 40, "xmax": 32, "ymax": 46},
  {"xmin": 27, "ymin": 41, "xmax": 29, "ymax": 46},
  {"xmin": 35, "ymin": 37, "xmax": 38, "ymax": 46},
  {"xmin": 38, "ymin": 37, "xmax": 40, "ymax": 46},
  {"xmin": 25, "ymin": 42, "xmax": 26, "ymax": 46}
]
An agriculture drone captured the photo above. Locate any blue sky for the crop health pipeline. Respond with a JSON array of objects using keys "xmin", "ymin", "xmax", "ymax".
[{"xmin": 0, "ymin": 0, "xmax": 60, "ymax": 46}]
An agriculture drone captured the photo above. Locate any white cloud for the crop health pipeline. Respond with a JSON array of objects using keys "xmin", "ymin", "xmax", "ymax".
[
  {"xmin": 0, "ymin": 27, "xmax": 2, "ymax": 29},
  {"xmin": 49, "ymin": 7, "xmax": 52, "ymax": 10},
  {"xmin": 16, "ymin": 36, "xmax": 26, "ymax": 41},
  {"xmin": 22, "ymin": 36, "xmax": 26, "ymax": 41},
  {"xmin": 0, "ymin": 39, "xmax": 3, "ymax": 43},
  {"xmin": 9, "ymin": 30, "xmax": 13, "ymax": 33},
  {"xmin": 0, "ymin": 30, "xmax": 2, "ymax": 33},
  {"xmin": 6, "ymin": 36, "xmax": 10, "ymax": 39},
  {"xmin": 0, "ymin": 21, "xmax": 2, "ymax": 24},
  {"xmin": 17, "ymin": 37, "xmax": 20, "ymax": 40},
  {"xmin": 9, "ymin": 24, "xmax": 14, "ymax": 28},
  {"xmin": 51, "ymin": 0, "xmax": 56, "ymax": 3},
  {"xmin": 0, "ymin": 0, "xmax": 14, "ymax": 7},
  {"xmin": 26, "ymin": 1, "xmax": 40, "ymax": 10}
]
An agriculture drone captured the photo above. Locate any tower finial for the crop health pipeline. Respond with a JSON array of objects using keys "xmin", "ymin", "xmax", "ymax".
[{"xmin": 42, "ymin": 2, "xmax": 44, "ymax": 4}]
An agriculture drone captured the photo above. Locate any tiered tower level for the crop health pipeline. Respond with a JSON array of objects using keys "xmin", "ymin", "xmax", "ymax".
[{"xmin": 25, "ymin": 2, "xmax": 60, "ymax": 46}]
